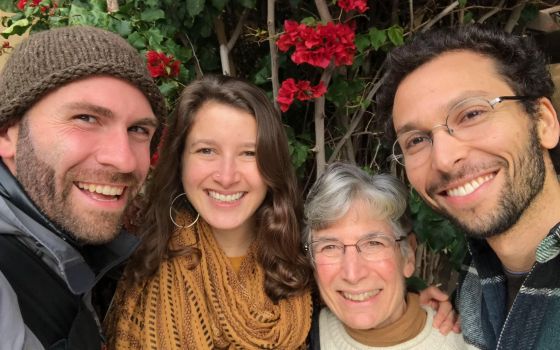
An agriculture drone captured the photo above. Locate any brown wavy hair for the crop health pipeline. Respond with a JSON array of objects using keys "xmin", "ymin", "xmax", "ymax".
[{"xmin": 126, "ymin": 75, "xmax": 311, "ymax": 302}]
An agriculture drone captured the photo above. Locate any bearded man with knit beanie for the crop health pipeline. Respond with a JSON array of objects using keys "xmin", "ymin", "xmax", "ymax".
[{"xmin": 0, "ymin": 26, "xmax": 166, "ymax": 349}]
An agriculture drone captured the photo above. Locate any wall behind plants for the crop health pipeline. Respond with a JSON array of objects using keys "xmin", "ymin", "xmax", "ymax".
[{"xmin": 1, "ymin": 0, "xmax": 557, "ymax": 292}]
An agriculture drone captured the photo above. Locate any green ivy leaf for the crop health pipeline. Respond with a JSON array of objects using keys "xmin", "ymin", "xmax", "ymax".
[
  {"xmin": 354, "ymin": 33, "xmax": 371, "ymax": 53},
  {"xmin": 368, "ymin": 27, "xmax": 387, "ymax": 50},
  {"xmin": 145, "ymin": 0, "xmax": 161, "ymax": 7},
  {"xmin": 141, "ymin": 8, "xmax": 165, "ymax": 22},
  {"xmin": 187, "ymin": 0, "xmax": 205, "ymax": 17},
  {"xmin": 235, "ymin": 0, "xmax": 256, "ymax": 9},
  {"xmin": 463, "ymin": 11, "xmax": 474, "ymax": 24},
  {"xmin": 111, "ymin": 20, "xmax": 132, "ymax": 37},
  {"xmin": 301, "ymin": 17, "xmax": 317, "ymax": 26},
  {"xmin": 1, "ymin": 18, "xmax": 30, "ymax": 38},
  {"xmin": 211, "ymin": 0, "xmax": 228, "ymax": 11},
  {"xmin": 458, "ymin": 0, "xmax": 467, "ymax": 6},
  {"xmin": 146, "ymin": 28, "xmax": 164, "ymax": 48},
  {"xmin": 0, "ymin": 0, "xmax": 17, "ymax": 12},
  {"xmin": 387, "ymin": 26, "xmax": 404, "ymax": 47},
  {"xmin": 159, "ymin": 80, "xmax": 179, "ymax": 97},
  {"xmin": 127, "ymin": 31, "xmax": 147, "ymax": 50}
]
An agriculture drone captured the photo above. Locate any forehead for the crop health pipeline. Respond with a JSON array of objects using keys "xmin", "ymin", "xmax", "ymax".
[
  {"xmin": 25, "ymin": 76, "xmax": 155, "ymax": 122},
  {"xmin": 188, "ymin": 101, "xmax": 256, "ymax": 139},
  {"xmin": 313, "ymin": 200, "xmax": 394, "ymax": 240},
  {"xmin": 392, "ymin": 50, "xmax": 514, "ymax": 132}
]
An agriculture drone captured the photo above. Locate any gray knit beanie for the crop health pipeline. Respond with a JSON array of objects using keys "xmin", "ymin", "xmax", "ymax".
[{"xmin": 0, "ymin": 25, "xmax": 167, "ymax": 130}]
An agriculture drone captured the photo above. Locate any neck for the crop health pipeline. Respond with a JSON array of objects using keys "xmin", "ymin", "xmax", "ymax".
[
  {"xmin": 212, "ymin": 219, "xmax": 255, "ymax": 257},
  {"xmin": 342, "ymin": 293, "xmax": 426, "ymax": 347},
  {"xmin": 487, "ymin": 171, "xmax": 560, "ymax": 272}
]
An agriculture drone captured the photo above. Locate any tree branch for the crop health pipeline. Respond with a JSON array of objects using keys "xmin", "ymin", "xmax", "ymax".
[
  {"xmin": 504, "ymin": 0, "xmax": 527, "ymax": 33},
  {"xmin": 478, "ymin": 0, "xmax": 505, "ymax": 24},
  {"xmin": 267, "ymin": 0, "xmax": 280, "ymax": 112},
  {"xmin": 421, "ymin": 1, "xmax": 460, "ymax": 32},
  {"xmin": 328, "ymin": 62, "xmax": 387, "ymax": 163},
  {"xmin": 106, "ymin": 0, "xmax": 118, "ymax": 13},
  {"xmin": 315, "ymin": 0, "xmax": 333, "ymax": 22},
  {"xmin": 314, "ymin": 63, "xmax": 335, "ymax": 178},
  {"xmin": 227, "ymin": 9, "xmax": 248, "ymax": 51},
  {"xmin": 177, "ymin": 32, "xmax": 204, "ymax": 78},
  {"xmin": 214, "ymin": 16, "xmax": 232, "ymax": 76}
]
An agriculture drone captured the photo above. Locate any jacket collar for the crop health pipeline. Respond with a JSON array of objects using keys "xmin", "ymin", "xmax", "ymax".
[{"xmin": 0, "ymin": 161, "xmax": 138, "ymax": 294}]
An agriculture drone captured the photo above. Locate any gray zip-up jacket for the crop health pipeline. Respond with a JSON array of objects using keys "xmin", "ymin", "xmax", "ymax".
[{"xmin": 0, "ymin": 162, "xmax": 138, "ymax": 349}]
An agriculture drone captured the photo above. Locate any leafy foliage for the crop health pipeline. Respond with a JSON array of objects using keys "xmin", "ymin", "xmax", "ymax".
[{"xmin": 0, "ymin": 0, "xmax": 550, "ymax": 285}]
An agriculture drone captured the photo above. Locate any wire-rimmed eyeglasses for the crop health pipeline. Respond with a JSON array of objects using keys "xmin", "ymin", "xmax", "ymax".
[
  {"xmin": 391, "ymin": 95, "xmax": 537, "ymax": 168},
  {"xmin": 305, "ymin": 233, "xmax": 405, "ymax": 265}
]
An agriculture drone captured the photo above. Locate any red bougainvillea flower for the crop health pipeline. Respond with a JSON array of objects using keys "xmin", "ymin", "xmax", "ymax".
[
  {"xmin": 146, "ymin": 51, "xmax": 181, "ymax": 78},
  {"xmin": 337, "ymin": 0, "xmax": 368, "ymax": 14},
  {"xmin": 17, "ymin": 0, "xmax": 41, "ymax": 10},
  {"xmin": 277, "ymin": 20, "xmax": 356, "ymax": 69},
  {"xmin": 277, "ymin": 78, "xmax": 327, "ymax": 112}
]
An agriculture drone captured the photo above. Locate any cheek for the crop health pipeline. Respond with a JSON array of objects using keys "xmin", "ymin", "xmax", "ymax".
[{"xmin": 314, "ymin": 265, "xmax": 339, "ymax": 293}]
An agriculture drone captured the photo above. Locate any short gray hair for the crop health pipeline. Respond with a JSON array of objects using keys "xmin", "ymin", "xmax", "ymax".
[{"xmin": 303, "ymin": 162, "xmax": 411, "ymax": 261}]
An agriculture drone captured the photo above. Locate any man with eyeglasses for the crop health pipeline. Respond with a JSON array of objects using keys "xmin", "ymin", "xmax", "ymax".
[{"xmin": 377, "ymin": 25, "xmax": 560, "ymax": 350}]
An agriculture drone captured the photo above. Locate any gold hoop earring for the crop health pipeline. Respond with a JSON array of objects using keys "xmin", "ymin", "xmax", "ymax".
[{"xmin": 169, "ymin": 193, "xmax": 200, "ymax": 229}]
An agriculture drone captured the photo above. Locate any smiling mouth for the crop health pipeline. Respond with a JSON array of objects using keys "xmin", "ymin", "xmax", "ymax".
[
  {"xmin": 341, "ymin": 289, "xmax": 381, "ymax": 302},
  {"xmin": 207, "ymin": 190, "xmax": 245, "ymax": 203},
  {"xmin": 76, "ymin": 182, "xmax": 125, "ymax": 201},
  {"xmin": 446, "ymin": 173, "xmax": 495, "ymax": 197}
]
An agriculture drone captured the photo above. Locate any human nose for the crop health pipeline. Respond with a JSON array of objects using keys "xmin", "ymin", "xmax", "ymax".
[
  {"xmin": 340, "ymin": 246, "xmax": 369, "ymax": 284},
  {"xmin": 96, "ymin": 130, "xmax": 138, "ymax": 173},
  {"xmin": 429, "ymin": 127, "xmax": 467, "ymax": 173},
  {"xmin": 212, "ymin": 155, "xmax": 240, "ymax": 187}
]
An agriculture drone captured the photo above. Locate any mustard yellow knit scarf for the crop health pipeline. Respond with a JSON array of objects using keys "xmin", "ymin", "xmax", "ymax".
[{"xmin": 104, "ymin": 219, "xmax": 312, "ymax": 349}]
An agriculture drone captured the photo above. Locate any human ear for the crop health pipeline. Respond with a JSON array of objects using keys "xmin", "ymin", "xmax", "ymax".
[
  {"xmin": 535, "ymin": 97, "xmax": 559, "ymax": 150},
  {"xmin": 0, "ymin": 123, "xmax": 20, "ymax": 173},
  {"xmin": 403, "ymin": 233, "xmax": 417, "ymax": 278}
]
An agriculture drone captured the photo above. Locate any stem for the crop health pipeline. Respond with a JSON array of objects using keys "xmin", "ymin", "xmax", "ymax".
[
  {"xmin": 314, "ymin": 0, "xmax": 332, "ymax": 22},
  {"xmin": 478, "ymin": 0, "xmax": 505, "ymax": 23},
  {"xmin": 504, "ymin": 0, "xmax": 527, "ymax": 33},
  {"xmin": 267, "ymin": 0, "xmax": 280, "ymax": 112},
  {"xmin": 421, "ymin": 1, "xmax": 460, "ymax": 32},
  {"xmin": 328, "ymin": 62, "xmax": 387, "ymax": 163},
  {"xmin": 177, "ymin": 32, "xmax": 203, "ymax": 78},
  {"xmin": 227, "ymin": 9, "xmax": 248, "ymax": 51},
  {"xmin": 106, "ymin": 0, "xmax": 118, "ymax": 13},
  {"xmin": 213, "ymin": 16, "xmax": 231, "ymax": 76},
  {"xmin": 314, "ymin": 63, "xmax": 335, "ymax": 178}
]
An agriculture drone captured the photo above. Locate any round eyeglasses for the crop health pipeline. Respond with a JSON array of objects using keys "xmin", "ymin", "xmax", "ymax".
[
  {"xmin": 391, "ymin": 95, "xmax": 537, "ymax": 168},
  {"xmin": 305, "ymin": 233, "xmax": 405, "ymax": 265}
]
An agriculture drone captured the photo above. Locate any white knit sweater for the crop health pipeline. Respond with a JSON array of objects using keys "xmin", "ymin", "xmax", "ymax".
[{"xmin": 319, "ymin": 306, "xmax": 477, "ymax": 350}]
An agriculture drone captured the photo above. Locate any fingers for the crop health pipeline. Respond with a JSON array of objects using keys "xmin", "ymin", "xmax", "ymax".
[
  {"xmin": 431, "ymin": 296, "xmax": 452, "ymax": 331},
  {"xmin": 419, "ymin": 285, "xmax": 449, "ymax": 305}
]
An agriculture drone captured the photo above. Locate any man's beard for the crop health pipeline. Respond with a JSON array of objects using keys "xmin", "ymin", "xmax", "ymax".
[
  {"xmin": 434, "ymin": 124, "xmax": 545, "ymax": 239},
  {"xmin": 15, "ymin": 120, "xmax": 139, "ymax": 244}
]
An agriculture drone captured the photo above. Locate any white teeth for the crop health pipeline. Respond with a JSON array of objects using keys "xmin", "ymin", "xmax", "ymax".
[
  {"xmin": 447, "ymin": 174, "xmax": 494, "ymax": 197},
  {"xmin": 342, "ymin": 290, "xmax": 380, "ymax": 301},
  {"xmin": 77, "ymin": 182, "xmax": 124, "ymax": 196},
  {"xmin": 208, "ymin": 191, "xmax": 244, "ymax": 202}
]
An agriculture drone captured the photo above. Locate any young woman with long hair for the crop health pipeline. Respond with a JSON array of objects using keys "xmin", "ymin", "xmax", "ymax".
[{"xmin": 104, "ymin": 75, "xmax": 312, "ymax": 349}]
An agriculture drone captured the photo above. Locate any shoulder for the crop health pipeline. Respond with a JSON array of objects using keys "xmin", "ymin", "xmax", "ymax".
[
  {"xmin": 0, "ymin": 271, "xmax": 43, "ymax": 350},
  {"xmin": 421, "ymin": 307, "xmax": 478, "ymax": 350}
]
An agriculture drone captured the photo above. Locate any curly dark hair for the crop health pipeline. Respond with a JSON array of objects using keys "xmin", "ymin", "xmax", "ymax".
[
  {"xmin": 127, "ymin": 75, "xmax": 311, "ymax": 302},
  {"xmin": 376, "ymin": 25, "xmax": 558, "ymax": 171}
]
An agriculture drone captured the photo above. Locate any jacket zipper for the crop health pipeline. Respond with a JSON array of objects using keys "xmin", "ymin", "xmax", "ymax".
[{"xmin": 495, "ymin": 263, "xmax": 537, "ymax": 349}]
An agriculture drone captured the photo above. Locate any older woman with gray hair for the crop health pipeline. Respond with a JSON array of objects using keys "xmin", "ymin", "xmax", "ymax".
[{"xmin": 304, "ymin": 163, "xmax": 474, "ymax": 350}]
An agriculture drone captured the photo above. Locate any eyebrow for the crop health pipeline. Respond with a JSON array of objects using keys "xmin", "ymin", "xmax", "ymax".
[
  {"xmin": 394, "ymin": 90, "xmax": 491, "ymax": 136},
  {"xmin": 312, "ymin": 232, "xmax": 390, "ymax": 242},
  {"xmin": 189, "ymin": 139, "xmax": 256, "ymax": 148}
]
